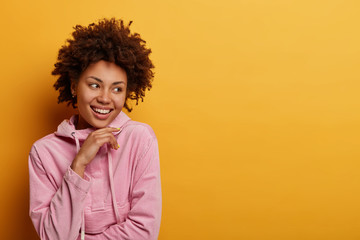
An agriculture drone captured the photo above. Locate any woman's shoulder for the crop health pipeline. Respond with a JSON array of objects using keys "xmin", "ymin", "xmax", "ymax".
[
  {"xmin": 31, "ymin": 131, "xmax": 71, "ymax": 155},
  {"xmin": 122, "ymin": 120, "xmax": 157, "ymax": 140},
  {"xmin": 32, "ymin": 132, "xmax": 57, "ymax": 147},
  {"xmin": 29, "ymin": 133, "xmax": 57, "ymax": 160}
]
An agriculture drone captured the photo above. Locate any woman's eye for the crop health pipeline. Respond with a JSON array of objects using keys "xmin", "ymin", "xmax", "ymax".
[
  {"xmin": 89, "ymin": 83, "xmax": 98, "ymax": 89},
  {"xmin": 114, "ymin": 87, "xmax": 122, "ymax": 92}
]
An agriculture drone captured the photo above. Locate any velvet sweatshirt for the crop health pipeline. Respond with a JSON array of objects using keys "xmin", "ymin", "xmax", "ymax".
[{"xmin": 29, "ymin": 112, "xmax": 162, "ymax": 240}]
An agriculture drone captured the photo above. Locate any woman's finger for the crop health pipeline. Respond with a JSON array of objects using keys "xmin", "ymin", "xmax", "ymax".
[
  {"xmin": 92, "ymin": 127, "xmax": 121, "ymax": 134},
  {"xmin": 93, "ymin": 132, "xmax": 119, "ymax": 150}
]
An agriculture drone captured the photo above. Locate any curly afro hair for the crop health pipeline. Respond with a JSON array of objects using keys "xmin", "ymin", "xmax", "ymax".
[{"xmin": 52, "ymin": 18, "xmax": 154, "ymax": 112}]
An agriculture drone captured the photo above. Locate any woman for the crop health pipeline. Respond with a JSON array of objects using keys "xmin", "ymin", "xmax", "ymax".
[{"xmin": 29, "ymin": 18, "xmax": 161, "ymax": 240}]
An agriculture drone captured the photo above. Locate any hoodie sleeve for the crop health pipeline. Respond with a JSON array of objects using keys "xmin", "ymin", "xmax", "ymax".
[
  {"xmin": 84, "ymin": 137, "xmax": 162, "ymax": 240},
  {"xmin": 29, "ymin": 145, "xmax": 92, "ymax": 240}
]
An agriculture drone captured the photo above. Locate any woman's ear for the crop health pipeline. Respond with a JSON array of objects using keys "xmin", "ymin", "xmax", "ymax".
[{"xmin": 71, "ymin": 80, "xmax": 77, "ymax": 98}]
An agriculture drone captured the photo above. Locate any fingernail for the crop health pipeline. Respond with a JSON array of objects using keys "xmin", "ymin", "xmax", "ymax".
[
  {"xmin": 117, "ymin": 128, "xmax": 121, "ymax": 131},
  {"xmin": 117, "ymin": 144, "xmax": 120, "ymax": 149}
]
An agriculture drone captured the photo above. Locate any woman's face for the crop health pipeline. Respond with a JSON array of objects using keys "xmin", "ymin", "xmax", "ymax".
[{"xmin": 72, "ymin": 60, "xmax": 127, "ymax": 129}]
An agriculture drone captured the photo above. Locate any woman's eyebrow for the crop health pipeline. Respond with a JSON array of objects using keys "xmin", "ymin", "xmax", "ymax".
[
  {"xmin": 88, "ymin": 76, "xmax": 102, "ymax": 82},
  {"xmin": 88, "ymin": 76, "xmax": 125, "ymax": 85}
]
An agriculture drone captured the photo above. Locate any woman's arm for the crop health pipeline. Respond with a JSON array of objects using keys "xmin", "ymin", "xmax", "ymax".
[
  {"xmin": 29, "ymin": 145, "xmax": 91, "ymax": 240},
  {"xmin": 84, "ymin": 138, "xmax": 162, "ymax": 240}
]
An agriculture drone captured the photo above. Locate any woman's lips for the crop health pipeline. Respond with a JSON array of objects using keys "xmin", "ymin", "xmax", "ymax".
[{"xmin": 90, "ymin": 106, "xmax": 113, "ymax": 120}]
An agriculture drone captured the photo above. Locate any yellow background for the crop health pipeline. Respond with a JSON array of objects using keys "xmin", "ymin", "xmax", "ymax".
[{"xmin": 1, "ymin": 0, "xmax": 360, "ymax": 239}]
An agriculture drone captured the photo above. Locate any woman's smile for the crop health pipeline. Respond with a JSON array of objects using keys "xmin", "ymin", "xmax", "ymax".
[
  {"xmin": 90, "ymin": 106, "xmax": 114, "ymax": 120},
  {"xmin": 91, "ymin": 106, "xmax": 113, "ymax": 114}
]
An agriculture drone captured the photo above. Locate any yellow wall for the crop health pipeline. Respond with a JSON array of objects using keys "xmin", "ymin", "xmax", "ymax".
[{"xmin": 1, "ymin": 0, "xmax": 360, "ymax": 239}]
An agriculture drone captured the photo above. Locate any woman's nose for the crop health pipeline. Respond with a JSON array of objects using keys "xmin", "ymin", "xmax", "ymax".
[{"xmin": 96, "ymin": 90, "xmax": 111, "ymax": 104}]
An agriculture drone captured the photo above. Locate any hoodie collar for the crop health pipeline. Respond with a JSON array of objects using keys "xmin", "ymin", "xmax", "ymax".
[{"xmin": 55, "ymin": 111, "xmax": 131, "ymax": 140}]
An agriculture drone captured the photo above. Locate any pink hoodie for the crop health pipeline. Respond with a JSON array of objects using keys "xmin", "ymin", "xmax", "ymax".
[{"xmin": 29, "ymin": 112, "xmax": 162, "ymax": 240}]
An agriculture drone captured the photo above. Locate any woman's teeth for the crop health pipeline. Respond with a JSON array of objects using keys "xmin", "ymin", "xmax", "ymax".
[{"xmin": 93, "ymin": 107, "xmax": 111, "ymax": 114}]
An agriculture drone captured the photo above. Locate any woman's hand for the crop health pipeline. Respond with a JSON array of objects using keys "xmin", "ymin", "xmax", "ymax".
[{"xmin": 71, "ymin": 127, "xmax": 120, "ymax": 178}]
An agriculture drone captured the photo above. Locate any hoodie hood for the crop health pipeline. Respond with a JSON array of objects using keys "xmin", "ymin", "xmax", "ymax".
[{"xmin": 55, "ymin": 111, "xmax": 131, "ymax": 140}]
